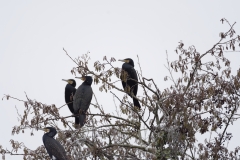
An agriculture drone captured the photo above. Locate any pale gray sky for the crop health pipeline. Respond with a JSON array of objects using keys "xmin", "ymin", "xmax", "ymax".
[{"xmin": 1, "ymin": 1, "xmax": 240, "ymax": 159}]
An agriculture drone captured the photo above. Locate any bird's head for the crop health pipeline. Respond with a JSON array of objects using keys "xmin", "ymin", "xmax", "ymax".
[
  {"xmin": 118, "ymin": 58, "xmax": 134, "ymax": 67},
  {"xmin": 40, "ymin": 127, "xmax": 57, "ymax": 137},
  {"xmin": 75, "ymin": 76, "xmax": 93, "ymax": 85},
  {"xmin": 62, "ymin": 79, "xmax": 76, "ymax": 87}
]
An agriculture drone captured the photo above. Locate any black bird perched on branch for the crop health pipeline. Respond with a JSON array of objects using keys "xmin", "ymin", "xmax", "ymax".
[
  {"xmin": 73, "ymin": 76, "xmax": 93, "ymax": 128},
  {"xmin": 119, "ymin": 58, "xmax": 141, "ymax": 109},
  {"xmin": 62, "ymin": 79, "xmax": 79, "ymax": 126},
  {"xmin": 41, "ymin": 127, "xmax": 68, "ymax": 160}
]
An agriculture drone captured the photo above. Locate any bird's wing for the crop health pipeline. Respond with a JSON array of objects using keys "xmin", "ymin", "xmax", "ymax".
[
  {"xmin": 73, "ymin": 85, "xmax": 93, "ymax": 113},
  {"xmin": 129, "ymin": 67, "xmax": 138, "ymax": 95},
  {"xmin": 73, "ymin": 85, "xmax": 84, "ymax": 113},
  {"xmin": 129, "ymin": 67, "xmax": 138, "ymax": 81},
  {"xmin": 64, "ymin": 85, "xmax": 72, "ymax": 103},
  {"xmin": 79, "ymin": 86, "xmax": 92, "ymax": 111},
  {"xmin": 120, "ymin": 69, "xmax": 127, "ymax": 90},
  {"xmin": 73, "ymin": 87, "xmax": 76, "ymax": 96},
  {"xmin": 122, "ymin": 65, "xmax": 138, "ymax": 95},
  {"xmin": 44, "ymin": 138, "xmax": 68, "ymax": 160},
  {"xmin": 65, "ymin": 85, "xmax": 75, "ymax": 113}
]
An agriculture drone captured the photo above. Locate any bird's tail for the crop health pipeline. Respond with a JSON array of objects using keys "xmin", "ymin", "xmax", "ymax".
[
  {"xmin": 75, "ymin": 116, "xmax": 79, "ymax": 125},
  {"xmin": 79, "ymin": 114, "xmax": 87, "ymax": 127},
  {"xmin": 133, "ymin": 98, "xmax": 141, "ymax": 109},
  {"xmin": 74, "ymin": 114, "xmax": 86, "ymax": 129},
  {"xmin": 73, "ymin": 115, "xmax": 81, "ymax": 129}
]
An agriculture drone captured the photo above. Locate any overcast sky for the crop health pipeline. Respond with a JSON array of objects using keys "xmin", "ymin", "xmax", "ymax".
[{"xmin": 1, "ymin": 1, "xmax": 240, "ymax": 159}]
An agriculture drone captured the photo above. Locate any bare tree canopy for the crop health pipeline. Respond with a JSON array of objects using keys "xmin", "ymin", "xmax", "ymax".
[{"xmin": 1, "ymin": 19, "xmax": 240, "ymax": 160}]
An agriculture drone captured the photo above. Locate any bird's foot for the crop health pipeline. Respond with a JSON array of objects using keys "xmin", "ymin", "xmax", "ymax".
[{"xmin": 73, "ymin": 123, "xmax": 80, "ymax": 129}]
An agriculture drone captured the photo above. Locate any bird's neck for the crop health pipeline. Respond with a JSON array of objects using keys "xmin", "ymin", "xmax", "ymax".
[
  {"xmin": 82, "ymin": 81, "xmax": 91, "ymax": 86},
  {"xmin": 46, "ymin": 132, "xmax": 56, "ymax": 137}
]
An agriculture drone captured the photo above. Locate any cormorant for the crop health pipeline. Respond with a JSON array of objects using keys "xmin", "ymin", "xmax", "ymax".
[
  {"xmin": 41, "ymin": 127, "xmax": 68, "ymax": 160},
  {"xmin": 119, "ymin": 58, "xmax": 141, "ymax": 109},
  {"xmin": 73, "ymin": 76, "xmax": 93, "ymax": 128},
  {"xmin": 62, "ymin": 79, "xmax": 79, "ymax": 127}
]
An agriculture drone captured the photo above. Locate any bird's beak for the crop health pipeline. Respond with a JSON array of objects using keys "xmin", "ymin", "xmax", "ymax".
[
  {"xmin": 62, "ymin": 79, "xmax": 73, "ymax": 84},
  {"xmin": 118, "ymin": 59, "xmax": 125, "ymax": 62},
  {"xmin": 119, "ymin": 59, "xmax": 129, "ymax": 63},
  {"xmin": 75, "ymin": 77, "xmax": 86, "ymax": 81},
  {"xmin": 39, "ymin": 128, "xmax": 49, "ymax": 133}
]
